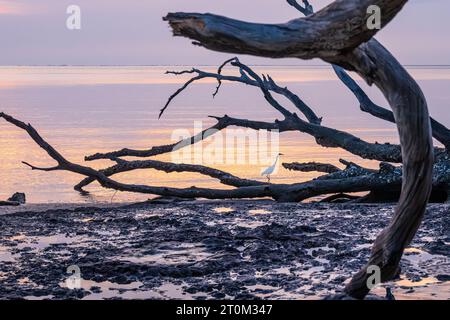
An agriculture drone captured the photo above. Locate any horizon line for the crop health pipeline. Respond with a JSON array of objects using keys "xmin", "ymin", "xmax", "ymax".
[{"xmin": 1, "ymin": 64, "xmax": 450, "ymax": 68}]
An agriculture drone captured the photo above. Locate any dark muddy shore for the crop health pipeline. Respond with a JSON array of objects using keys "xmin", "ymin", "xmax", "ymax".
[{"xmin": 0, "ymin": 201, "xmax": 448, "ymax": 300}]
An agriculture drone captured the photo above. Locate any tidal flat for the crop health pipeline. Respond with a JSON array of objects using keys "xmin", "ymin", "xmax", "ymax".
[{"xmin": 0, "ymin": 201, "xmax": 448, "ymax": 300}]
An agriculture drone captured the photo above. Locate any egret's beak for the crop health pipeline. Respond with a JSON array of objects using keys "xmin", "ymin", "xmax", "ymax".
[{"xmin": 279, "ymin": 153, "xmax": 284, "ymax": 156}]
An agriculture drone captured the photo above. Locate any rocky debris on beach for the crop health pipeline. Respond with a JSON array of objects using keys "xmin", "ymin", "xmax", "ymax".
[
  {"xmin": 0, "ymin": 201, "xmax": 448, "ymax": 300},
  {"xmin": 8, "ymin": 193, "xmax": 26, "ymax": 204},
  {"xmin": 0, "ymin": 193, "xmax": 26, "ymax": 207}
]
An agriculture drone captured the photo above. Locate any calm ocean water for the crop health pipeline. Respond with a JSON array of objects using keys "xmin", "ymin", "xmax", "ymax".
[{"xmin": 1, "ymin": 66, "xmax": 449, "ymax": 203}]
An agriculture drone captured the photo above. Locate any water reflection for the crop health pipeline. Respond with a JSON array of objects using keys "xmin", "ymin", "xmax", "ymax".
[
  {"xmin": 213, "ymin": 207, "xmax": 234, "ymax": 214},
  {"xmin": 1, "ymin": 66, "xmax": 449, "ymax": 203},
  {"xmin": 248, "ymin": 209, "xmax": 272, "ymax": 215}
]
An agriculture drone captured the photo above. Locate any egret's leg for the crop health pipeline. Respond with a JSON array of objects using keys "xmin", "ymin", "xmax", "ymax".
[{"xmin": 267, "ymin": 175, "xmax": 271, "ymax": 183}]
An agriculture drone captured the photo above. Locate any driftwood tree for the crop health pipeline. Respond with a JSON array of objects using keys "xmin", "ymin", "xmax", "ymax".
[
  {"xmin": 162, "ymin": 0, "xmax": 438, "ymax": 299},
  {"xmin": 1, "ymin": 0, "xmax": 449, "ymax": 299}
]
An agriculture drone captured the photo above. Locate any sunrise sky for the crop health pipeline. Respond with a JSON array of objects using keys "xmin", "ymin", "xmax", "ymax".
[{"xmin": 0, "ymin": 0, "xmax": 449, "ymax": 66}]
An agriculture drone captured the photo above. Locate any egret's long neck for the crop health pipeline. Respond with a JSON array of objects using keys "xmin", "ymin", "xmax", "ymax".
[{"xmin": 274, "ymin": 155, "xmax": 280, "ymax": 166}]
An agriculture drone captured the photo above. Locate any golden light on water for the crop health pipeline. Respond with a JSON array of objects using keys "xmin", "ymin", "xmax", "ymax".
[
  {"xmin": 0, "ymin": 66, "xmax": 448, "ymax": 203},
  {"xmin": 0, "ymin": 123, "xmax": 392, "ymax": 203}
]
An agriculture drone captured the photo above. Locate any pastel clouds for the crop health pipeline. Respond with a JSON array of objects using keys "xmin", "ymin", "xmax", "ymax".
[
  {"xmin": 0, "ymin": 0, "xmax": 449, "ymax": 65},
  {"xmin": 0, "ymin": 1, "xmax": 27, "ymax": 15}
]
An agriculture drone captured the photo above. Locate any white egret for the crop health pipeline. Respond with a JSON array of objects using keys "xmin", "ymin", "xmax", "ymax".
[{"xmin": 261, "ymin": 153, "xmax": 283, "ymax": 182}]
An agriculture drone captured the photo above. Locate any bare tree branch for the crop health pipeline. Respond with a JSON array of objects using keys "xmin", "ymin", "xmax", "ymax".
[
  {"xmin": 3, "ymin": 112, "xmax": 441, "ymax": 205},
  {"xmin": 0, "ymin": 112, "xmax": 278, "ymax": 200},
  {"xmin": 161, "ymin": 58, "xmax": 322, "ymax": 124},
  {"xmin": 286, "ymin": 0, "xmax": 314, "ymax": 16},
  {"xmin": 75, "ymin": 157, "xmax": 267, "ymax": 193},
  {"xmin": 288, "ymin": 0, "xmax": 449, "ymax": 150},
  {"xmin": 87, "ymin": 59, "xmax": 404, "ymax": 165},
  {"xmin": 3, "ymin": 109, "xmax": 447, "ymax": 212},
  {"xmin": 160, "ymin": 73, "xmax": 203, "ymax": 119},
  {"xmin": 164, "ymin": 0, "xmax": 434, "ymax": 300},
  {"xmin": 80, "ymin": 115, "xmax": 403, "ymax": 191},
  {"xmin": 22, "ymin": 162, "xmax": 60, "ymax": 172},
  {"xmin": 333, "ymin": 65, "xmax": 450, "ymax": 149},
  {"xmin": 0, "ymin": 0, "xmax": 442, "ymax": 300},
  {"xmin": 164, "ymin": 0, "xmax": 408, "ymax": 62},
  {"xmin": 85, "ymin": 115, "xmax": 285, "ymax": 161},
  {"xmin": 161, "ymin": 58, "xmax": 294, "ymax": 119},
  {"xmin": 282, "ymin": 161, "xmax": 341, "ymax": 173}
]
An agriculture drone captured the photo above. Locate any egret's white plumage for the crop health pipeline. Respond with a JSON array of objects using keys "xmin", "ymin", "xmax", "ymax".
[{"xmin": 261, "ymin": 153, "xmax": 283, "ymax": 182}]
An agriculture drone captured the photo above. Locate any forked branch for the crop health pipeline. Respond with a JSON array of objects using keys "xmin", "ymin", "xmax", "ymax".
[
  {"xmin": 87, "ymin": 59, "xmax": 403, "ymax": 166},
  {"xmin": 164, "ymin": 0, "xmax": 434, "ymax": 300}
]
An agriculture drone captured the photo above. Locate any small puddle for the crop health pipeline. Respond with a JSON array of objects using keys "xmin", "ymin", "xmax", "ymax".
[
  {"xmin": 390, "ymin": 247, "xmax": 450, "ymax": 290},
  {"xmin": 403, "ymin": 247, "xmax": 449, "ymax": 271},
  {"xmin": 373, "ymin": 281, "xmax": 450, "ymax": 300},
  {"xmin": 354, "ymin": 243, "xmax": 372, "ymax": 251},
  {"xmin": 245, "ymin": 284, "xmax": 314, "ymax": 300},
  {"xmin": 17, "ymin": 277, "xmax": 43, "ymax": 289},
  {"xmin": 1, "ymin": 234, "xmax": 95, "ymax": 262},
  {"xmin": 24, "ymin": 295, "xmax": 54, "ymax": 300},
  {"xmin": 248, "ymin": 209, "xmax": 271, "ymax": 215},
  {"xmin": 16, "ymin": 234, "xmax": 95, "ymax": 252},
  {"xmin": 135, "ymin": 211, "xmax": 162, "ymax": 220},
  {"xmin": 299, "ymin": 266, "xmax": 325, "ymax": 278},
  {"xmin": 8, "ymin": 234, "xmax": 27, "ymax": 241},
  {"xmin": 269, "ymin": 263, "xmax": 328, "ymax": 280},
  {"xmin": 60, "ymin": 279, "xmax": 145, "ymax": 300},
  {"xmin": 305, "ymin": 245, "xmax": 336, "ymax": 265},
  {"xmin": 396, "ymin": 277, "xmax": 439, "ymax": 287},
  {"xmin": 0, "ymin": 249, "xmax": 17, "ymax": 262},
  {"xmin": 60, "ymin": 279, "xmax": 193, "ymax": 300},
  {"xmin": 306, "ymin": 245, "xmax": 336, "ymax": 256},
  {"xmin": 213, "ymin": 207, "xmax": 234, "ymax": 214},
  {"xmin": 234, "ymin": 218, "xmax": 267, "ymax": 229},
  {"xmin": 116, "ymin": 243, "xmax": 213, "ymax": 266}
]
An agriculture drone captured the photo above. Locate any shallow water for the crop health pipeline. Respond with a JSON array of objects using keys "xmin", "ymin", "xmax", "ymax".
[
  {"xmin": 0, "ymin": 202, "xmax": 448, "ymax": 300},
  {"xmin": 1, "ymin": 66, "xmax": 449, "ymax": 203}
]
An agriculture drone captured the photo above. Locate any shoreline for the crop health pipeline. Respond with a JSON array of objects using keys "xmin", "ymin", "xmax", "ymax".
[
  {"xmin": 2, "ymin": 198, "xmax": 449, "ymax": 215},
  {"xmin": 0, "ymin": 201, "xmax": 448, "ymax": 300}
]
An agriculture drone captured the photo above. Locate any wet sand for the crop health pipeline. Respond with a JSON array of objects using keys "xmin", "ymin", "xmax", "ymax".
[{"xmin": 0, "ymin": 201, "xmax": 448, "ymax": 300}]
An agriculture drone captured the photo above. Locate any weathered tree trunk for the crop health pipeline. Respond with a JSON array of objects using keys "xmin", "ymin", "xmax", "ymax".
[
  {"xmin": 1, "ymin": 0, "xmax": 447, "ymax": 300},
  {"xmin": 163, "ymin": 0, "xmax": 435, "ymax": 299},
  {"xmin": 340, "ymin": 41, "xmax": 434, "ymax": 298}
]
